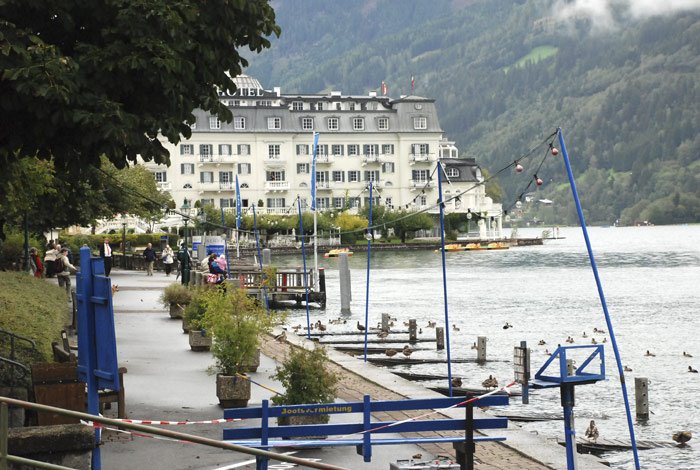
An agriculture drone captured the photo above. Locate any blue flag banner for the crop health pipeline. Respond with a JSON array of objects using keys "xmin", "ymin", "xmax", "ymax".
[
  {"xmin": 310, "ymin": 132, "xmax": 320, "ymax": 211},
  {"xmin": 235, "ymin": 175, "xmax": 242, "ymax": 229}
]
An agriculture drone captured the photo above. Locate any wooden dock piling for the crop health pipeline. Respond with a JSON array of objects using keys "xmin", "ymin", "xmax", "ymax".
[
  {"xmin": 408, "ymin": 320, "xmax": 417, "ymax": 343},
  {"xmin": 635, "ymin": 377, "xmax": 649, "ymax": 420},
  {"xmin": 339, "ymin": 253, "xmax": 351, "ymax": 314},
  {"xmin": 477, "ymin": 336, "xmax": 487, "ymax": 363},
  {"xmin": 381, "ymin": 313, "xmax": 390, "ymax": 333},
  {"xmin": 436, "ymin": 327, "xmax": 445, "ymax": 350}
]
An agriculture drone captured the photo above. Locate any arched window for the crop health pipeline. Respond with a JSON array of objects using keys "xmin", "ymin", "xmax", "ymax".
[
  {"xmin": 183, "ymin": 183, "xmax": 192, "ymax": 189},
  {"xmin": 240, "ymin": 183, "xmax": 249, "ymax": 189},
  {"xmin": 299, "ymin": 182, "xmax": 308, "ymax": 188},
  {"xmin": 446, "ymin": 168, "xmax": 459, "ymax": 178},
  {"xmin": 384, "ymin": 181, "xmax": 393, "ymax": 187}
]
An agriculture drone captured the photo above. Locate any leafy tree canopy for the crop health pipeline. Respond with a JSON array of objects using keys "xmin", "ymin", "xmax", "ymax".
[{"xmin": 0, "ymin": 0, "xmax": 280, "ymax": 173}]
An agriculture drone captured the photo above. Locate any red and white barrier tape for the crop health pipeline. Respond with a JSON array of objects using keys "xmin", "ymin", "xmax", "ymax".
[{"xmin": 115, "ymin": 417, "xmax": 240, "ymax": 425}]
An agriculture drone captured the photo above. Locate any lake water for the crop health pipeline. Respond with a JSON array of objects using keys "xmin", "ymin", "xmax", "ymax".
[{"xmin": 275, "ymin": 225, "xmax": 700, "ymax": 470}]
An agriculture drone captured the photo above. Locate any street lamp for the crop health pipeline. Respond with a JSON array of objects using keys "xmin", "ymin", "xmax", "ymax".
[
  {"xmin": 180, "ymin": 199, "xmax": 191, "ymax": 285},
  {"xmin": 121, "ymin": 213, "xmax": 127, "ymax": 269}
]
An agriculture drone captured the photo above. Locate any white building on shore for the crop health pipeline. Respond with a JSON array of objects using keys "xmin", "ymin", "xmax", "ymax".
[{"xmin": 143, "ymin": 75, "xmax": 502, "ymax": 236}]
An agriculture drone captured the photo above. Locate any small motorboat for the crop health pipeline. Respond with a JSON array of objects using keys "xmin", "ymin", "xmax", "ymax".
[
  {"xmin": 437, "ymin": 244, "xmax": 466, "ymax": 253},
  {"xmin": 324, "ymin": 248, "xmax": 354, "ymax": 258},
  {"xmin": 486, "ymin": 242, "xmax": 510, "ymax": 250},
  {"xmin": 464, "ymin": 243, "xmax": 485, "ymax": 251}
]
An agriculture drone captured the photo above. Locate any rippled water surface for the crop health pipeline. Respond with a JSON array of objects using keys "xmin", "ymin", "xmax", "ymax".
[{"xmin": 275, "ymin": 225, "xmax": 700, "ymax": 470}]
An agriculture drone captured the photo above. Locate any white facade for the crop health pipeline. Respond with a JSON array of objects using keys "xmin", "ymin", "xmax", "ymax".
[{"xmin": 143, "ymin": 75, "xmax": 501, "ymax": 223}]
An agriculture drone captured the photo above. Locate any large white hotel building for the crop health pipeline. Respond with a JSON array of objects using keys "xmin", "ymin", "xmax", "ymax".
[{"xmin": 144, "ymin": 75, "xmax": 502, "ymax": 234}]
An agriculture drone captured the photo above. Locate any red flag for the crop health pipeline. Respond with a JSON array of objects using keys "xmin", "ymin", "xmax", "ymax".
[
  {"xmin": 411, "ymin": 76, "xmax": 415, "ymax": 92},
  {"xmin": 381, "ymin": 81, "xmax": 387, "ymax": 95}
]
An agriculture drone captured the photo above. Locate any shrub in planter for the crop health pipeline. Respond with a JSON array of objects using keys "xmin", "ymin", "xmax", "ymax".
[
  {"xmin": 184, "ymin": 288, "xmax": 211, "ymax": 350},
  {"xmin": 159, "ymin": 283, "xmax": 193, "ymax": 319},
  {"xmin": 271, "ymin": 346, "xmax": 339, "ymax": 426},
  {"xmin": 202, "ymin": 287, "xmax": 277, "ymax": 407}
]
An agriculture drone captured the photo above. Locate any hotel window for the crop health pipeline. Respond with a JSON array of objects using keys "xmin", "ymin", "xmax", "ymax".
[
  {"xmin": 349, "ymin": 103, "xmax": 356, "ymax": 111},
  {"xmin": 347, "ymin": 144, "xmax": 360, "ymax": 156},
  {"xmin": 327, "ymin": 117, "xmax": 339, "ymax": 131},
  {"xmin": 266, "ymin": 170, "xmax": 285, "ymax": 182},
  {"xmin": 316, "ymin": 197, "xmax": 330, "ymax": 210},
  {"xmin": 446, "ymin": 168, "xmax": 460, "ymax": 178},
  {"xmin": 220, "ymin": 198, "xmax": 235, "ymax": 208},
  {"xmin": 267, "ymin": 117, "xmax": 281, "ymax": 130},
  {"xmin": 315, "ymin": 144, "xmax": 328, "ymax": 155},
  {"xmin": 377, "ymin": 117, "xmax": 389, "ymax": 131},
  {"xmin": 292, "ymin": 101, "xmax": 303, "ymax": 111},
  {"xmin": 348, "ymin": 197, "xmax": 360, "ymax": 208},
  {"xmin": 238, "ymin": 163, "xmax": 251, "ymax": 175},
  {"xmin": 332, "ymin": 144, "xmax": 344, "ymax": 156},
  {"xmin": 268, "ymin": 144, "xmax": 281, "ymax": 159},
  {"xmin": 219, "ymin": 144, "xmax": 232, "ymax": 156},
  {"xmin": 180, "ymin": 144, "xmax": 194, "ymax": 155},
  {"xmin": 412, "ymin": 143, "xmax": 429, "ymax": 155},
  {"xmin": 412, "ymin": 169, "xmax": 430, "ymax": 182},
  {"xmin": 301, "ymin": 117, "xmax": 314, "ymax": 131},
  {"xmin": 297, "ymin": 163, "xmax": 310, "ymax": 174},
  {"xmin": 199, "ymin": 144, "xmax": 213, "ymax": 161},
  {"xmin": 348, "ymin": 171, "xmax": 360, "ymax": 182},
  {"xmin": 257, "ymin": 100, "xmax": 272, "ymax": 107},
  {"xmin": 296, "ymin": 144, "xmax": 309, "ymax": 155},
  {"xmin": 154, "ymin": 171, "xmax": 167, "ymax": 183},
  {"xmin": 180, "ymin": 163, "xmax": 195, "ymax": 175},
  {"xmin": 333, "ymin": 197, "xmax": 345, "ymax": 209},
  {"xmin": 413, "ymin": 116, "xmax": 427, "ymax": 130},
  {"xmin": 363, "ymin": 144, "xmax": 378, "ymax": 156},
  {"xmin": 267, "ymin": 198, "xmax": 286, "ymax": 208},
  {"xmin": 382, "ymin": 144, "xmax": 394, "ymax": 155},
  {"xmin": 233, "ymin": 117, "xmax": 246, "ymax": 130},
  {"xmin": 364, "ymin": 170, "xmax": 379, "ymax": 182},
  {"xmin": 200, "ymin": 198, "xmax": 215, "ymax": 207},
  {"xmin": 200, "ymin": 171, "xmax": 214, "ymax": 183},
  {"xmin": 209, "ymin": 117, "xmax": 221, "ymax": 129},
  {"xmin": 381, "ymin": 162, "xmax": 395, "ymax": 173},
  {"xmin": 385, "ymin": 197, "xmax": 393, "ymax": 208},
  {"xmin": 419, "ymin": 195, "xmax": 427, "ymax": 206},
  {"xmin": 332, "ymin": 170, "xmax": 345, "ymax": 182},
  {"xmin": 237, "ymin": 144, "xmax": 250, "ymax": 156},
  {"xmin": 353, "ymin": 117, "xmax": 365, "ymax": 131},
  {"xmin": 219, "ymin": 171, "xmax": 233, "ymax": 188}
]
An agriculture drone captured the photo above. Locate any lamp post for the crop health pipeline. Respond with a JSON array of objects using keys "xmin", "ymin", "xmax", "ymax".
[
  {"xmin": 180, "ymin": 199, "xmax": 191, "ymax": 285},
  {"xmin": 121, "ymin": 214, "xmax": 127, "ymax": 269}
]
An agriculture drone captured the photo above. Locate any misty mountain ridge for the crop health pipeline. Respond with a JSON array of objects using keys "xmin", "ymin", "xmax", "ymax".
[{"xmin": 246, "ymin": 0, "xmax": 700, "ymax": 225}]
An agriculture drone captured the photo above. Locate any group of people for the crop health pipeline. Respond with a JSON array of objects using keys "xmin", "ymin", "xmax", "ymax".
[
  {"xmin": 31, "ymin": 240, "xmax": 77, "ymax": 299},
  {"xmin": 99, "ymin": 237, "xmax": 177, "ymax": 277},
  {"xmin": 204, "ymin": 252, "xmax": 228, "ymax": 284}
]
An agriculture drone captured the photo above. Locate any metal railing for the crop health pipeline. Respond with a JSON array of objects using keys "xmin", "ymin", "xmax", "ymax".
[{"xmin": 0, "ymin": 397, "xmax": 346, "ymax": 470}]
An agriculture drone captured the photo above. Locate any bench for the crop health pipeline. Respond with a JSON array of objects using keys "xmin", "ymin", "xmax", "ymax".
[{"xmin": 224, "ymin": 394, "xmax": 509, "ymax": 470}]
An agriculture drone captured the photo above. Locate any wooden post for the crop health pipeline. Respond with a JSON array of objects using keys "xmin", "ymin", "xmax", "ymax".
[
  {"xmin": 381, "ymin": 313, "xmax": 390, "ymax": 333},
  {"xmin": 635, "ymin": 377, "xmax": 649, "ymax": 420},
  {"xmin": 477, "ymin": 336, "xmax": 487, "ymax": 363},
  {"xmin": 436, "ymin": 327, "xmax": 445, "ymax": 350},
  {"xmin": 408, "ymin": 319, "xmax": 417, "ymax": 343},
  {"xmin": 339, "ymin": 253, "xmax": 351, "ymax": 315},
  {"xmin": 566, "ymin": 359, "xmax": 575, "ymax": 376}
]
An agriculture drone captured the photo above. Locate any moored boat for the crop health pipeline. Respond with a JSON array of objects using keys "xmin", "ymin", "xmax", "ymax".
[{"xmin": 324, "ymin": 248, "xmax": 354, "ymax": 258}]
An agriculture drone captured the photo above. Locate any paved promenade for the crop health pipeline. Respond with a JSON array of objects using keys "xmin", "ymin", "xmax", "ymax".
[{"xmin": 100, "ymin": 269, "xmax": 609, "ymax": 469}]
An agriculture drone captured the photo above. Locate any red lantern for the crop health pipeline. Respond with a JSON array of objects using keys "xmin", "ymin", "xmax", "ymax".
[
  {"xmin": 551, "ymin": 147, "xmax": 559, "ymax": 156},
  {"xmin": 536, "ymin": 177, "xmax": 543, "ymax": 186},
  {"xmin": 515, "ymin": 163, "xmax": 524, "ymax": 173}
]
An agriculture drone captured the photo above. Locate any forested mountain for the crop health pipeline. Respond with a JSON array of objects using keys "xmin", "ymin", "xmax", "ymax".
[{"xmin": 245, "ymin": 0, "xmax": 700, "ymax": 225}]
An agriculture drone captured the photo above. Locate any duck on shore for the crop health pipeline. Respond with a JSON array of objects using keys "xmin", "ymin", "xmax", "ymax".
[
  {"xmin": 689, "ymin": 366, "xmax": 698, "ymax": 373},
  {"xmin": 357, "ymin": 321, "xmax": 365, "ymax": 332},
  {"xmin": 482, "ymin": 375, "xmax": 498, "ymax": 389},
  {"xmin": 402, "ymin": 345, "xmax": 414, "ymax": 358},
  {"xmin": 645, "ymin": 350, "xmax": 656, "ymax": 357},
  {"xmin": 683, "ymin": 351, "xmax": 693, "ymax": 358}
]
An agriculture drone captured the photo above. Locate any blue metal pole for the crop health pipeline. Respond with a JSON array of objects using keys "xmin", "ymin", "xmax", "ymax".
[
  {"xmin": 298, "ymin": 198, "xmax": 312, "ymax": 339},
  {"xmin": 558, "ymin": 128, "xmax": 640, "ymax": 470},
  {"xmin": 252, "ymin": 206, "xmax": 269, "ymax": 311},
  {"xmin": 436, "ymin": 163, "xmax": 453, "ymax": 397},
  {"xmin": 561, "ymin": 384, "xmax": 578, "ymax": 470},
  {"xmin": 363, "ymin": 182, "xmax": 373, "ymax": 362}
]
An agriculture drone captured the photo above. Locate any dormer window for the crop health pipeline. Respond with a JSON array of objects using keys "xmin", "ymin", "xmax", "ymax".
[
  {"xmin": 301, "ymin": 117, "xmax": 314, "ymax": 131},
  {"xmin": 413, "ymin": 116, "xmax": 427, "ymax": 130}
]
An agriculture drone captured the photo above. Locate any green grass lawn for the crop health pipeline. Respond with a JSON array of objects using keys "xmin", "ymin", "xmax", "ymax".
[
  {"xmin": 0, "ymin": 272, "xmax": 71, "ymax": 364},
  {"xmin": 508, "ymin": 45, "xmax": 559, "ymax": 71}
]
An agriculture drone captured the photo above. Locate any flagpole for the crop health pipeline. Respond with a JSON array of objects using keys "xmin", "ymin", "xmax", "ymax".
[
  {"xmin": 310, "ymin": 132, "xmax": 320, "ymax": 288},
  {"xmin": 235, "ymin": 175, "xmax": 242, "ymax": 259}
]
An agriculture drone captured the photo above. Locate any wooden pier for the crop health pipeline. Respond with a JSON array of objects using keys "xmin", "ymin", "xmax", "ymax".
[
  {"xmin": 559, "ymin": 437, "xmax": 678, "ymax": 453},
  {"xmin": 228, "ymin": 267, "xmax": 326, "ymax": 308},
  {"xmin": 365, "ymin": 357, "xmax": 500, "ymax": 366},
  {"xmin": 430, "ymin": 386, "xmax": 522, "ymax": 398}
]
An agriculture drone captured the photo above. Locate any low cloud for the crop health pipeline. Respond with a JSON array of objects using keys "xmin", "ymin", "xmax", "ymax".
[{"xmin": 553, "ymin": 0, "xmax": 700, "ymax": 30}]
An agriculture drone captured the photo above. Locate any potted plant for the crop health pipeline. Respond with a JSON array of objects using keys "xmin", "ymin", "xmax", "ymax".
[
  {"xmin": 159, "ymin": 283, "xmax": 193, "ymax": 319},
  {"xmin": 271, "ymin": 345, "xmax": 339, "ymax": 426},
  {"xmin": 184, "ymin": 289, "xmax": 211, "ymax": 351},
  {"xmin": 202, "ymin": 287, "xmax": 276, "ymax": 408}
]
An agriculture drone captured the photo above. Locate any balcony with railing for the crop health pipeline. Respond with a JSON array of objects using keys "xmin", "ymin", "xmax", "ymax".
[
  {"xmin": 409, "ymin": 179, "xmax": 433, "ymax": 190},
  {"xmin": 266, "ymin": 207, "xmax": 289, "ymax": 215},
  {"xmin": 264, "ymin": 181, "xmax": 290, "ymax": 191},
  {"xmin": 315, "ymin": 181, "xmax": 334, "ymax": 191},
  {"xmin": 156, "ymin": 181, "xmax": 172, "ymax": 191},
  {"xmin": 264, "ymin": 155, "xmax": 287, "ymax": 166},
  {"xmin": 315, "ymin": 155, "xmax": 335, "ymax": 164},
  {"xmin": 409, "ymin": 153, "xmax": 432, "ymax": 164},
  {"xmin": 361, "ymin": 154, "xmax": 379, "ymax": 165},
  {"xmin": 197, "ymin": 154, "xmax": 236, "ymax": 166}
]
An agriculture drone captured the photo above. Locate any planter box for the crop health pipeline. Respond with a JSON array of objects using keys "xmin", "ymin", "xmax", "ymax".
[
  {"xmin": 216, "ymin": 374, "xmax": 250, "ymax": 408},
  {"xmin": 169, "ymin": 303, "xmax": 185, "ymax": 319},
  {"xmin": 182, "ymin": 315, "xmax": 192, "ymax": 333},
  {"xmin": 188, "ymin": 330, "xmax": 211, "ymax": 351},
  {"xmin": 240, "ymin": 348, "xmax": 260, "ymax": 373}
]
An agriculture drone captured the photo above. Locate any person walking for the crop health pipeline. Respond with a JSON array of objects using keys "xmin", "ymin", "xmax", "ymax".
[
  {"xmin": 143, "ymin": 243, "xmax": 157, "ymax": 276},
  {"xmin": 56, "ymin": 248, "xmax": 77, "ymax": 300},
  {"xmin": 100, "ymin": 237, "xmax": 113, "ymax": 276},
  {"xmin": 29, "ymin": 247, "xmax": 44, "ymax": 278},
  {"xmin": 161, "ymin": 244, "xmax": 175, "ymax": 276},
  {"xmin": 43, "ymin": 243, "xmax": 59, "ymax": 278}
]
